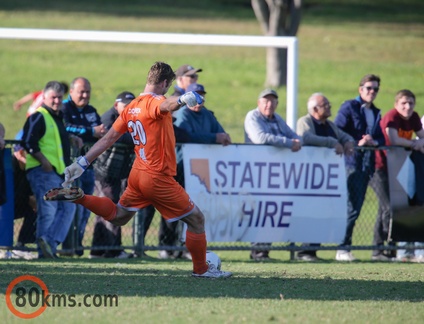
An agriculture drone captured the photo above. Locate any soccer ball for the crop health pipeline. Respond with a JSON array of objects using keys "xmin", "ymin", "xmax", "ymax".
[{"xmin": 206, "ymin": 251, "xmax": 221, "ymax": 270}]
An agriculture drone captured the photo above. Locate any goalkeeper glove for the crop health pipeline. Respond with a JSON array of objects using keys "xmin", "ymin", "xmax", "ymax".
[
  {"xmin": 62, "ymin": 156, "xmax": 90, "ymax": 188},
  {"xmin": 178, "ymin": 91, "xmax": 204, "ymax": 108}
]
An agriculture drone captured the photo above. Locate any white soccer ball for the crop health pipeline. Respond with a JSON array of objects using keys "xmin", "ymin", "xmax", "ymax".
[{"xmin": 206, "ymin": 251, "xmax": 221, "ymax": 270}]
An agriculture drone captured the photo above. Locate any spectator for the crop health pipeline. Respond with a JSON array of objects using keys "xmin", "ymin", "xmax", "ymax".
[
  {"xmin": 61, "ymin": 77, "xmax": 106, "ymax": 256},
  {"xmin": 0, "ymin": 130, "xmax": 38, "ymax": 260},
  {"xmin": 0, "ymin": 122, "xmax": 5, "ymax": 149},
  {"xmin": 0, "ymin": 122, "xmax": 7, "ymax": 259},
  {"xmin": 89, "ymin": 91, "xmax": 137, "ymax": 259},
  {"xmin": 21, "ymin": 81, "xmax": 82, "ymax": 258},
  {"xmin": 132, "ymin": 105, "xmax": 192, "ymax": 259},
  {"xmin": 334, "ymin": 74, "xmax": 385, "ymax": 261},
  {"xmin": 372, "ymin": 90, "xmax": 424, "ymax": 262},
  {"xmin": 46, "ymin": 61, "xmax": 232, "ymax": 278},
  {"xmin": 244, "ymin": 88, "xmax": 302, "ymax": 261},
  {"xmin": 12, "ymin": 132, "xmax": 37, "ymax": 250},
  {"xmin": 0, "ymin": 141, "xmax": 38, "ymax": 260},
  {"xmin": 0, "ymin": 124, "xmax": 14, "ymax": 260},
  {"xmin": 0, "ymin": 122, "xmax": 6, "ymax": 207},
  {"xmin": 163, "ymin": 83, "xmax": 231, "ymax": 260},
  {"xmin": 14, "ymin": 82, "xmax": 69, "ymax": 117},
  {"xmin": 171, "ymin": 64, "xmax": 202, "ymax": 97},
  {"xmin": 296, "ymin": 93, "xmax": 355, "ymax": 261},
  {"xmin": 133, "ymin": 116, "xmax": 191, "ymax": 259},
  {"xmin": 11, "ymin": 84, "xmax": 69, "ymax": 253}
]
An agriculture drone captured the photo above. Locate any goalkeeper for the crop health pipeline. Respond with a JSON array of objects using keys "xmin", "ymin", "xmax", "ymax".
[{"xmin": 44, "ymin": 61, "xmax": 231, "ymax": 279}]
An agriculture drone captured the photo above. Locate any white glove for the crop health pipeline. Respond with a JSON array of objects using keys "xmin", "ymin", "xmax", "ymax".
[
  {"xmin": 62, "ymin": 156, "xmax": 90, "ymax": 188},
  {"xmin": 178, "ymin": 91, "xmax": 204, "ymax": 108}
]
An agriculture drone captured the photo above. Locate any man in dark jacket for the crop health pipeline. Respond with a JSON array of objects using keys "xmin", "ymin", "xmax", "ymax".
[
  {"xmin": 0, "ymin": 122, "xmax": 6, "ymax": 207},
  {"xmin": 89, "ymin": 91, "xmax": 135, "ymax": 259},
  {"xmin": 61, "ymin": 77, "xmax": 106, "ymax": 256},
  {"xmin": 334, "ymin": 74, "xmax": 385, "ymax": 261}
]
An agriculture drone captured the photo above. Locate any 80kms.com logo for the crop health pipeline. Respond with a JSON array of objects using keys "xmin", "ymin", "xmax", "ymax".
[{"xmin": 6, "ymin": 275, "xmax": 118, "ymax": 319}]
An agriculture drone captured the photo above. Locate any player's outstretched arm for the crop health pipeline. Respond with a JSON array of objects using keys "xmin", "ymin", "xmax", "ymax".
[
  {"xmin": 160, "ymin": 91, "xmax": 204, "ymax": 113},
  {"xmin": 84, "ymin": 128, "xmax": 122, "ymax": 163},
  {"xmin": 178, "ymin": 91, "xmax": 203, "ymax": 108},
  {"xmin": 160, "ymin": 96, "xmax": 181, "ymax": 113},
  {"xmin": 62, "ymin": 128, "xmax": 122, "ymax": 187}
]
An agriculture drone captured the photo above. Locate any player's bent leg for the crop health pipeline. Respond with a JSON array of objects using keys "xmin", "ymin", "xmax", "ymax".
[
  {"xmin": 74, "ymin": 196, "xmax": 135, "ymax": 225},
  {"xmin": 74, "ymin": 194, "xmax": 118, "ymax": 221},
  {"xmin": 181, "ymin": 207, "xmax": 232, "ymax": 279},
  {"xmin": 110, "ymin": 207, "xmax": 136, "ymax": 226},
  {"xmin": 181, "ymin": 206, "xmax": 205, "ymax": 234},
  {"xmin": 44, "ymin": 187, "xmax": 84, "ymax": 202},
  {"xmin": 45, "ymin": 188, "xmax": 122, "ymax": 223}
]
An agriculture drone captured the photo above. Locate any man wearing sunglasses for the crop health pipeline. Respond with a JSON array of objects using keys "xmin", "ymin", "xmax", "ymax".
[
  {"xmin": 334, "ymin": 74, "xmax": 385, "ymax": 261},
  {"xmin": 171, "ymin": 64, "xmax": 202, "ymax": 97}
]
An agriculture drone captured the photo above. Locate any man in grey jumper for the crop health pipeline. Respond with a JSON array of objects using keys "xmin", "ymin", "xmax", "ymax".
[
  {"xmin": 244, "ymin": 89, "xmax": 302, "ymax": 261},
  {"xmin": 296, "ymin": 92, "xmax": 354, "ymax": 261}
]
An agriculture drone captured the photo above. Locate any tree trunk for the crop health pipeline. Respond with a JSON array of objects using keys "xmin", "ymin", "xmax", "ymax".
[
  {"xmin": 252, "ymin": 0, "xmax": 302, "ymax": 87},
  {"xmin": 266, "ymin": 46, "xmax": 286, "ymax": 86}
]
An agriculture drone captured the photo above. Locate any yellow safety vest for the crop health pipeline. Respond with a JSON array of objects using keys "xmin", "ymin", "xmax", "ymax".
[{"xmin": 26, "ymin": 107, "xmax": 66, "ymax": 174}]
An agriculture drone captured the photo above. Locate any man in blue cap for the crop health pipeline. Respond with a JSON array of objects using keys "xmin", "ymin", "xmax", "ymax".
[{"xmin": 158, "ymin": 83, "xmax": 231, "ymax": 259}]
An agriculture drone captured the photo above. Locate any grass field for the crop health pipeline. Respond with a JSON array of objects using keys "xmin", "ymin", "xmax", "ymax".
[
  {"xmin": 0, "ymin": 253, "xmax": 424, "ymax": 323},
  {"xmin": 1, "ymin": 1, "xmax": 424, "ymax": 322},
  {"xmin": 1, "ymin": 0, "xmax": 424, "ymax": 142},
  {"xmin": 1, "ymin": 257, "xmax": 424, "ymax": 323}
]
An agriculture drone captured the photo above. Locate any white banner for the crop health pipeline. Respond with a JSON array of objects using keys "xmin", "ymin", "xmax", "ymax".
[{"xmin": 182, "ymin": 144, "xmax": 347, "ymax": 243}]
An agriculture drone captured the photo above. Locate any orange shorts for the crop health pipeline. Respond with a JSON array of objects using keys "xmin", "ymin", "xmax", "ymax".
[{"xmin": 118, "ymin": 168, "xmax": 195, "ymax": 222}]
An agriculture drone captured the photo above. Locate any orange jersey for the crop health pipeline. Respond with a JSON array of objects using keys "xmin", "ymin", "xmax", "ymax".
[{"xmin": 112, "ymin": 93, "xmax": 177, "ymax": 176}]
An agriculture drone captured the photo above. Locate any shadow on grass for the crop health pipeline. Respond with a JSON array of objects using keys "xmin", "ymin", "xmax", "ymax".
[{"xmin": 1, "ymin": 259, "xmax": 423, "ymax": 302}]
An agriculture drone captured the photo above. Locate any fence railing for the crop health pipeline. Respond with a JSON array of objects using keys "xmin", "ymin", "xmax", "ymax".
[{"xmin": 1, "ymin": 140, "xmax": 421, "ymax": 259}]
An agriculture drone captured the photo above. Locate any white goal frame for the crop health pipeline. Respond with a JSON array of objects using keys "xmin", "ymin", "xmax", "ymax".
[{"xmin": 0, "ymin": 28, "xmax": 298, "ymax": 129}]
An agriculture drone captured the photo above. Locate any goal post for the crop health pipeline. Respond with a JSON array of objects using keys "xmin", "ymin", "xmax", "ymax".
[{"xmin": 0, "ymin": 27, "xmax": 298, "ymax": 129}]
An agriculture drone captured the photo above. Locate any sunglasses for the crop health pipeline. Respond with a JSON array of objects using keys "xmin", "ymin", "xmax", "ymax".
[
  {"xmin": 316, "ymin": 103, "xmax": 331, "ymax": 109},
  {"xmin": 363, "ymin": 86, "xmax": 379, "ymax": 92}
]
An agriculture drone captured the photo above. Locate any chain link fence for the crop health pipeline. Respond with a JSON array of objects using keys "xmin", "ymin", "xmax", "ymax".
[{"xmin": 0, "ymin": 140, "xmax": 409, "ymax": 259}]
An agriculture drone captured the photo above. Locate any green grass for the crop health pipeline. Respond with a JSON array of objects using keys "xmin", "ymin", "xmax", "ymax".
[
  {"xmin": 1, "ymin": 0, "xmax": 424, "ymax": 142},
  {"xmin": 1, "ymin": 258, "xmax": 423, "ymax": 323}
]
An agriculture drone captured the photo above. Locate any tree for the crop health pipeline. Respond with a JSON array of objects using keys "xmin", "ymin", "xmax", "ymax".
[{"xmin": 251, "ymin": 0, "xmax": 302, "ymax": 87}]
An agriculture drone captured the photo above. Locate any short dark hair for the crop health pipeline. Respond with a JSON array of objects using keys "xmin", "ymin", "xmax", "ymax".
[
  {"xmin": 147, "ymin": 61, "xmax": 175, "ymax": 85},
  {"xmin": 359, "ymin": 74, "xmax": 381, "ymax": 87},
  {"xmin": 60, "ymin": 82, "xmax": 69, "ymax": 94},
  {"xmin": 395, "ymin": 89, "xmax": 415, "ymax": 103},
  {"xmin": 43, "ymin": 81, "xmax": 65, "ymax": 94}
]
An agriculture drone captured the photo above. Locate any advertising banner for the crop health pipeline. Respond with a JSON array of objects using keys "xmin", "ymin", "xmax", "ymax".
[{"xmin": 182, "ymin": 144, "xmax": 347, "ymax": 243}]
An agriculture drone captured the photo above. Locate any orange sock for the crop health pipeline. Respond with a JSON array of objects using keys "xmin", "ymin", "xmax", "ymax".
[
  {"xmin": 74, "ymin": 195, "xmax": 117, "ymax": 221},
  {"xmin": 185, "ymin": 231, "xmax": 208, "ymax": 274}
]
